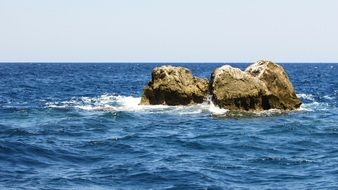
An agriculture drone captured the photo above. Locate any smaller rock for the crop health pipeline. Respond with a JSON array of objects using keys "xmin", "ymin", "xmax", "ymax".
[
  {"xmin": 140, "ymin": 65, "xmax": 208, "ymax": 105},
  {"xmin": 245, "ymin": 60, "xmax": 301, "ymax": 110},
  {"xmin": 209, "ymin": 65, "xmax": 271, "ymax": 111}
]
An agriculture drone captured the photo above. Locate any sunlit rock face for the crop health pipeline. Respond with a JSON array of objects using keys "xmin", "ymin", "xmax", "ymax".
[
  {"xmin": 140, "ymin": 66, "xmax": 208, "ymax": 105},
  {"xmin": 210, "ymin": 61, "xmax": 301, "ymax": 111},
  {"xmin": 140, "ymin": 61, "xmax": 301, "ymax": 111},
  {"xmin": 245, "ymin": 60, "xmax": 302, "ymax": 110},
  {"xmin": 209, "ymin": 65, "xmax": 271, "ymax": 111}
]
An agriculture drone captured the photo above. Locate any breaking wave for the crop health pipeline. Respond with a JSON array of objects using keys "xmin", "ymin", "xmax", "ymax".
[
  {"xmin": 297, "ymin": 93, "xmax": 315, "ymax": 101},
  {"xmin": 46, "ymin": 94, "xmax": 228, "ymax": 116},
  {"xmin": 297, "ymin": 93, "xmax": 331, "ymax": 112},
  {"xmin": 45, "ymin": 93, "xmax": 330, "ymax": 116}
]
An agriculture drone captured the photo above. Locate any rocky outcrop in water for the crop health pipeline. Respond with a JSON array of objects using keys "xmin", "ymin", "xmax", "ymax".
[
  {"xmin": 209, "ymin": 60, "xmax": 301, "ymax": 111},
  {"xmin": 245, "ymin": 60, "xmax": 302, "ymax": 110},
  {"xmin": 140, "ymin": 61, "xmax": 301, "ymax": 111},
  {"xmin": 209, "ymin": 65, "xmax": 271, "ymax": 111},
  {"xmin": 140, "ymin": 65, "xmax": 208, "ymax": 105}
]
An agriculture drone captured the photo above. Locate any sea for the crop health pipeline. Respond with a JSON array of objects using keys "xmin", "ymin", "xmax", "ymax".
[{"xmin": 0, "ymin": 63, "xmax": 337, "ymax": 189}]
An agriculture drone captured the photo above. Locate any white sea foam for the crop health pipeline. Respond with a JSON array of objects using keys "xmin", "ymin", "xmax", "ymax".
[
  {"xmin": 297, "ymin": 93, "xmax": 315, "ymax": 101},
  {"xmin": 205, "ymin": 96, "xmax": 228, "ymax": 115},
  {"xmin": 46, "ymin": 93, "xmax": 330, "ymax": 116},
  {"xmin": 323, "ymin": 95, "xmax": 334, "ymax": 100},
  {"xmin": 296, "ymin": 93, "xmax": 332, "ymax": 112},
  {"xmin": 46, "ymin": 94, "xmax": 228, "ymax": 116},
  {"xmin": 299, "ymin": 101, "xmax": 330, "ymax": 112}
]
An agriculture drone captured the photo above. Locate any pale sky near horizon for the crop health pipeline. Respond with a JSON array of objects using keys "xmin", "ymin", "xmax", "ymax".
[{"xmin": 0, "ymin": 0, "xmax": 337, "ymax": 63}]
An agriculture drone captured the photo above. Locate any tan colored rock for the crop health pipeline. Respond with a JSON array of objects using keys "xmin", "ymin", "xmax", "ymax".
[
  {"xmin": 245, "ymin": 60, "xmax": 301, "ymax": 110},
  {"xmin": 209, "ymin": 65, "xmax": 271, "ymax": 111},
  {"xmin": 140, "ymin": 65, "xmax": 208, "ymax": 105}
]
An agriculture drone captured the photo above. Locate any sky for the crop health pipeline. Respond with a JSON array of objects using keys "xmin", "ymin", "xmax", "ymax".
[{"xmin": 0, "ymin": 0, "xmax": 337, "ymax": 63}]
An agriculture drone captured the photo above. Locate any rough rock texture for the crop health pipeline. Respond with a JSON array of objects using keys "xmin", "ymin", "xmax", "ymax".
[
  {"xmin": 140, "ymin": 66, "xmax": 208, "ymax": 105},
  {"xmin": 245, "ymin": 60, "xmax": 302, "ymax": 110},
  {"xmin": 210, "ymin": 61, "xmax": 301, "ymax": 111},
  {"xmin": 209, "ymin": 65, "xmax": 271, "ymax": 111}
]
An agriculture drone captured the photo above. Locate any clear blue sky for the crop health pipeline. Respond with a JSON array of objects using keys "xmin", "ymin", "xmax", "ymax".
[{"xmin": 0, "ymin": 0, "xmax": 337, "ymax": 62}]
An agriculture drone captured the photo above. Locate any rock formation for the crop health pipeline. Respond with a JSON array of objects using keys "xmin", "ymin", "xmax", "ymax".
[
  {"xmin": 140, "ymin": 65, "xmax": 208, "ymax": 105},
  {"xmin": 209, "ymin": 65, "xmax": 271, "ymax": 111},
  {"xmin": 245, "ymin": 60, "xmax": 302, "ymax": 110},
  {"xmin": 140, "ymin": 61, "xmax": 301, "ymax": 112},
  {"xmin": 209, "ymin": 60, "xmax": 301, "ymax": 111}
]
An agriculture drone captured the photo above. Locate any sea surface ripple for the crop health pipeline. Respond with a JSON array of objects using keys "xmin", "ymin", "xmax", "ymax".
[{"xmin": 0, "ymin": 63, "xmax": 337, "ymax": 189}]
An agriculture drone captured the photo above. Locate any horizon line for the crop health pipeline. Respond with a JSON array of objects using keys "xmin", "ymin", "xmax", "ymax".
[{"xmin": 1, "ymin": 61, "xmax": 338, "ymax": 64}]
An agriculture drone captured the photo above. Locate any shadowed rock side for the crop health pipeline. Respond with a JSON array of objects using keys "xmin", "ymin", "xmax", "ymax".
[
  {"xmin": 140, "ymin": 66, "xmax": 208, "ymax": 105},
  {"xmin": 209, "ymin": 65, "xmax": 271, "ymax": 111},
  {"xmin": 245, "ymin": 60, "xmax": 302, "ymax": 110}
]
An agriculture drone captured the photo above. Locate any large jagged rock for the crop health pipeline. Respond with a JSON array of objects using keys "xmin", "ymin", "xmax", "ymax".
[
  {"xmin": 140, "ymin": 65, "xmax": 208, "ymax": 105},
  {"xmin": 210, "ymin": 61, "xmax": 301, "ymax": 111},
  {"xmin": 245, "ymin": 60, "xmax": 301, "ymax": 110},
  {"xmin": 209, "ymin": 65, "xmax": 271, "ymax": 111}
]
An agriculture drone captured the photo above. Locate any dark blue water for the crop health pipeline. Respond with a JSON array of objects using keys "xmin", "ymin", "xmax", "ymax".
[{"xmin": 0, "ymin": 63, "xmax": 337, "ymax": 189}]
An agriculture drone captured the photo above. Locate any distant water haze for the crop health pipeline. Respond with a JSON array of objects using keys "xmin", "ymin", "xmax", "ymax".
[{"xmin": 0, "ymin": 0, "xmax": 338, "ymax": 63}]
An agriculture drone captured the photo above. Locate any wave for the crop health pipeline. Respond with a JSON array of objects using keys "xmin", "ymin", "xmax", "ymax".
[
  {"xmin": 299, "ymin": 101, "xmax": 330, "ymax": 112},
  {"xmin": 297, "ymin": 93, "xmax": 315, "ymax": 101},
  {"xmin": 46, "ymin": 94, "xmax": 228, "ymax": 116},
  {"xmin": 323, "ymin": 95, "xmax": 334, "ymax": 100},
  {"xmin": 297, "ymin": 93, "xmax": 331, "ymax": 112},
  {"xmin": 46, "ymin": 93, "xmax": 332, "ymax": 116}
]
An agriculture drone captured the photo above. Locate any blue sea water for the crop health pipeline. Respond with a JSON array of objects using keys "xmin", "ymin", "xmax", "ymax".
[{"xmin": 0, "ymin": 63, "xmax": 337, "ymax": 189}]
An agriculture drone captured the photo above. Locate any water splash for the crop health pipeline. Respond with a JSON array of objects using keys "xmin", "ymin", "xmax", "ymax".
[
  {"xmin": 46, "ymin": 94, "xmax": 228, "ymax": 115},
  {"xmin": 297, "ymin": 93, "xmax": 315, "ymax": 101},
  {"xmin": 297, "ymin": 93, "xmax": 331, "ymax": 112},
  {"xmin": 205, "ymin": 95, "xmax": 228, "ymax": 115},
  {"xmin": 46, "ymin": 93, "xmax": 330, "ymax": 116}
]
